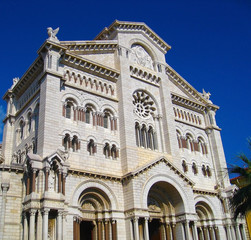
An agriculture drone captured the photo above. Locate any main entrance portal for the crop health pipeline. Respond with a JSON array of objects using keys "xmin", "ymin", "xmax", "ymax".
[{"xmin": 80, "ymin": 221, "xmax": 95, "ymax": 240}]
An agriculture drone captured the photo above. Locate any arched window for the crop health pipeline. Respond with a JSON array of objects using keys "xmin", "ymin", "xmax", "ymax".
[
  {"xmin": 65, "ymin": 104, "xmax": 72, "ymax": 119},
  {"xmin": 182, "ymin": 160, "xmax": 188, "ymax": 172},
  {"xmin": 135, "ymin": 123, "xmax": 140, "ymax": 147},
  {"xmin": 192, "ymin": 163, "xmax": 198, "ymax": 174},
  {"xmin": 111, "ymin": 144, "xmax": 119, "ymax": 159},
  {"xmin": 63, "ymin": 134, "xmax": 70, "ymax": 151},
  {"xmin": 198, "ymin": 138, "xmax": 208, "ymax": 155},
  {"xmin": 103, "ymin": 143, "xmax": 110, "ymax": 158},
  {"xmin": 141, "ymin": 125, "xmax": 147, "ymax": 148},
  {"xmin": 103, "ymin": 113, "xmax": 109, "ymax": 128},
  {"xmin": 72, "ymin": 136, "xmax": 79, "ymax": 152},
  {"xmin": 27, "ymin": 112, "xmax": 32, "ymax": 133},
  {"xmin": 87, "ymin": 139, "xmax": 96, "ymax": 155},
  {"xmin": 186, "ymin": 134, "xmax": 194, "ymax": 151},
  {"xmin": 34, "ymin": 104, "xmax": 39, "ymax": 133},
  {"xmin": 85, "ymin": 108, "xmax": 91, "ymax": 124},
  {"xmin": 176, "ymin": 131, "xmax": 182, "ymax": 148},
  {"xmin": 19, "ymin": 120, "xmax": 24, "ymax": 140},
  {"xmin": 202, "ymin": 165, "xmax": 207, "ymax": 176},
  {"xmin": 206, "ymin": 166, "xmax": 211, "ymax": 177}
]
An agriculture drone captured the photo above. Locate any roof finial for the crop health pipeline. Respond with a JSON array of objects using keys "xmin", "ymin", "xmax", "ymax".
[{"xmin": 47, "ymin": 27, "xmax": 60, "ymax": 42}]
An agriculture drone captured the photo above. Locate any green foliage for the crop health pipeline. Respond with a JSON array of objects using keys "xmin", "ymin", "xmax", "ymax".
[{"xmin": 230, "ymin": 138, "xmax": 251, "ymax": 219}]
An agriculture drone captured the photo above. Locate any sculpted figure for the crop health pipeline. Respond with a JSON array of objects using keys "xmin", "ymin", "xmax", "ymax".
[{"xmin": 47, "ymin": 27, "xmax": 59, "ymax": 41}]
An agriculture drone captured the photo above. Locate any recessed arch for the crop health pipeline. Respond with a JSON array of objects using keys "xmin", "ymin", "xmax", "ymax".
[
  {"xmin": 71, "ymin": 180, "xmax": 118, "ymax": 210},
  {"xmin": 141, "ymin": 174, "xmax": 190, "ymax": 214}
]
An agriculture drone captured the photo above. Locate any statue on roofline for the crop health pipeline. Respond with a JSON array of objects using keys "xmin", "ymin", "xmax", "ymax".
[{"xmin": 47, "ymin": 27, "xmax": 60, "ymax": 42}]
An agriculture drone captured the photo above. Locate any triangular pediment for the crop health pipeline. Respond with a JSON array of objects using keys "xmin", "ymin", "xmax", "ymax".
[
  {"xmin": 166, "ymin": 64, "xmax": 219, "ymax": 111},
  {"xmin": 123, "ymin": 157, "xmax": 194, "ymax": 186},
  {"xmin": 95, "ymin": 20, "xmax": 171, "ymax": 54}
]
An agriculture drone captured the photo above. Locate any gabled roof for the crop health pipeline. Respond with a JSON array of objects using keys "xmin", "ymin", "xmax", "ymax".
[
  {"xmin": 122, "ymin": 157, "xmax": 194, "ymax": 186},
  {"xmin": 95, "ymin": 20, "xmax": 171, "ymax": 54}
]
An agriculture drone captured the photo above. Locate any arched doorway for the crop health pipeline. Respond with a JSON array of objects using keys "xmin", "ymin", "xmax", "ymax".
[
  {"xmin": 73, "ymin": 187, "xmax": 117, "ymax": 240},
  {"xmin": 146, "ymin": 181, "xmax": 185, "ymax": 240},
  {"xmin": 195, "ymin": 201, "xmax": 217, "ymax": 240}
]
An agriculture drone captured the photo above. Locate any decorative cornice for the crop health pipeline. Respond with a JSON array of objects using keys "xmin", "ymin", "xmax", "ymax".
[
  {"xmin": 0, "ymin": 164, "xmax": 24, "ymax": 173},
  {"xmin": 166, "ymin": 65, "xmax": 219, "ymax": 112},
  {"xmin": 68, "ymin": 168, "xmax": 122, "ymax": 182},
  {"xmin": 62, "ymin": 52, "xmax": 120, "ymax": 82},
  {"xmin": 60, "ymin": 40, "xmax": 118, "ymax": 53},
  {"xmin": 171, "ymin": 93, "xmax": 206, "ymax": 113},
  {"xmin": 193, "ymin": 188, "xmax": 218, "ymax": 196},
  {"xmin": 3, "ymin": 57, "xmax": 43, "ymax": 99},
  {"xmin": 95, "ymin": 20, "xmax": 171, "ymax": 54},
  {"xmin": 130, "ymin": 65, "xmax": 161, "ymax": 86}
]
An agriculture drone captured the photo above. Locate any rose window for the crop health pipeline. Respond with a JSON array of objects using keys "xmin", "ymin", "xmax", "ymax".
[{"xmin": 133, "ymin": 91, "xmax": 156, "ymax": 118}]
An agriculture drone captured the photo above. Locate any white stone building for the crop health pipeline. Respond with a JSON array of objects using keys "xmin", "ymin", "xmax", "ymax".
[{"xmin": 0, "ymin": 21, "xmax": 247, "ymax": 240}]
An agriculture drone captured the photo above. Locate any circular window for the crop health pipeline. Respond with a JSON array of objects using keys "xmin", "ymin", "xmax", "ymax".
[{"xmin": 133, "ymin": 91, "xmax": 156, "ymax": 118}]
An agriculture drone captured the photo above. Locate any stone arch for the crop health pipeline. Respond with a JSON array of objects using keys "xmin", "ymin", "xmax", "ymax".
[
  {"xmin": 61, "ymin": 93, "xmax": 81, "ymax": 106},
  {"xmin": 129, "ymin": 38, "xmax": 158, "ymax": 62},
  {"xmin": 141, "ymin": 174, "xmax": 190, "ymax": 214},
  {"xmin": 194, "ymin": 196, "xmax": 216, "ymax": 219},
  {"xmin": 71, "ymin": 180, "xmax": 118, "ymax": 210}
]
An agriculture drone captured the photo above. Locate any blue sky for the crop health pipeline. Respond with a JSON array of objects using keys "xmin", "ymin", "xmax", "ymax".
[{"xmin": 0, "ymin": 0, "xmax": 250, "ymax": 169}]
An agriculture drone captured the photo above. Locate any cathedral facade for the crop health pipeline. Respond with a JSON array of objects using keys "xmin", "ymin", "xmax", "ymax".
[{"xmin": 0, "ymin": 21, "xmax": 247, "ymax": 240}]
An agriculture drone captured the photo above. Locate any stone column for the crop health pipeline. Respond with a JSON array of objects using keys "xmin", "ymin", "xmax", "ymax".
[
  {"xmin": 57, "ymin": 211, "xmax": 63, "ymax": 240},
  {"xmin": 32, "ymin": 169, "xmax": 37, "ymax": 193},
  {"xmin": 29, "ymin": 209, "xmax": 37, "ymax": 240},
  {"xmin": 62, "ymin": 174, "xmax": 66, "ymax": 195},
  {"xmin": 0, "ymin": 183, "xmax": 9, "ymax": 240},
  {"xmin": 165, "ymin": 223, "xmax": 172, "ymax": 240},
  {"xmin": 144, "ymin": 218, "xmax": 149, "ymax": 240},
  {"xmin": 36, "ymin": 211, "xmax": 43, "ymax": 240},
  {"xmin": 42, "ymin": 208, "xmax": 49, "ymax": 240},
  {"xmin": 240, "ymin": 224, "xmax": 247, "ymax": 240},
  {"xmin": 184, "ymin": 221, "xmax": 192, "ymax": 240},
  {"xmin": 111, "ymin": 220, "xmax": 117, "ymax": 240},
  {"xmin": 203, "ymin": 226, "xmax": 210, "ymax": 240},
  {"xmin": 198, "ymin": 227, "xmax": 205, "ymax": 240},
  {"xmin": 226, "ymin": 225, "xmax": 232, "ymax": 240},
  {"xmin": 230, "ymin": 225, "xmax": 236, "ymax": 240},
  {"xmin": 105, "ymin": 220, "xmax": 109, "ymax": 240},
  {"xmin": 27, "ymin": 175, "xmax": 31, "ymax": 195},
  {"xmin": 58, "ymin": 171, "xmax": 62, "ymax": 193},
  {"xmin": 98, "ymin": 221, "xmax": 102, "ymax": 240},
  {"xmin": 133, "ymin": 217, "xmax": 140, "ymax": 240},
  {"xmin": 44, "ymin": 169, "xmax": 49, "ymax": 192},
  {"xmin": 207, "ymin": 226, "xmax": 215, "ymax": 240},
  {"xmin": 214, "ymin": 226, "xmax": 220, "ymax": 240},
  {"xmin": 192, "ymin": 222, "xmax": 199, "ymax": 240},
  {"xmin": 171, "ymin": 223, "xmax": 176, "ymax": 240},
  {"xmin": 235, "ymin": 224, "xmax": 242, "ymax": 240},
  {"xmin": 23, "ymin": 213, "xmax": 28, "ymax": 240}
]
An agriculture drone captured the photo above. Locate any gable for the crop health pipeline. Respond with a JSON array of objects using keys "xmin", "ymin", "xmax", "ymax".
[{"xmin": 122, "ymin": 157, "xmax": 194, "ymax": 186}]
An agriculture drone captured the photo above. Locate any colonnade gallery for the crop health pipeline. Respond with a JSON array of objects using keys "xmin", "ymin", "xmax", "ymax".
[{"xmin": 0, "ymin": 21, "xmax": 247, "ymax": 240}]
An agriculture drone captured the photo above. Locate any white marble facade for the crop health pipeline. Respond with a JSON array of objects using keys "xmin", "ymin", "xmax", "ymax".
[{"xmin": 0, "ymin": 21, "xmax": 248, "ymax": 240}]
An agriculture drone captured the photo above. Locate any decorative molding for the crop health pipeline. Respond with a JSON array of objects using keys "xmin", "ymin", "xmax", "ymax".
[
  {"xmin": 171, "ymin": 93, "xmax": 206, "ymax": 113},
  {"xmin": 62, "ymin": 52, "xmax": 120, "ymax": 82},
  {"xmin": 95, "ymin": 20, "xmax": 171, "ymax": 54},
  {"xmin": 166, "ymin": 65, "xmax": 219, "ymax": 111},
  {"xmin": 3, "ymin": 57, "xmax": 43, "ymax": 99},
  {"xmin": 193, "ymin": 188, "xmax": 218, "ymax": 196},
  {"xmin": 130, "ymin": 66, "xmax": 160, "ymax": 86},
  {"xmin": 61, "ymin": 40, "xmax": 118, "ymax": 53},
  {"xmin": 63, "ymin": 69, "xmax": 116, "ymax": 98}
]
